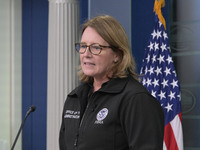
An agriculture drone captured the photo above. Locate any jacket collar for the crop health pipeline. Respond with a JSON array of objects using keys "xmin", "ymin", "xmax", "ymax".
[
  {"xmin": 69, "ymin": 75, "xmax": 130, "ymax": 97},
  {"xmin": 98, "ymin": 76, "xmax": 129, "ymax": 93}
]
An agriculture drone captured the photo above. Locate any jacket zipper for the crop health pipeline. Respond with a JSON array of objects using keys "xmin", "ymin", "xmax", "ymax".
[
  {"xmin": 74, "ymin": 94, "xmax": 94, "ymax": 149},
  {"xmin": 79, "ymin": 102, "xmax": 90, "ymax": 127}
]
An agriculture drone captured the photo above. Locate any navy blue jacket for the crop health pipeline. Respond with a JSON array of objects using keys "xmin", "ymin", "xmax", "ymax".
[{"xmin": 59, "ymin": 75, "xmax": 164, "ymax": 150}]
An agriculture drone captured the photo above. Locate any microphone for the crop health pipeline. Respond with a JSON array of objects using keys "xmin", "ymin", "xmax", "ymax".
[{"xmin": 11, "ymin": 105, "xmax": 36, "ymax": 150}]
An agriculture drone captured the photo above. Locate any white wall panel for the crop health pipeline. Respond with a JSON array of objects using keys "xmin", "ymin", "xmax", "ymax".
[{"xmin": 0, "ymin": 0, "xmax": 22, "ymax": 149}]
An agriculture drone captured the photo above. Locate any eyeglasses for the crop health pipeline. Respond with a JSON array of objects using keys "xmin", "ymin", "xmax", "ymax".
[{"xmin": 75, "ymin": 43, "xmax": 112, "ymax": 55}]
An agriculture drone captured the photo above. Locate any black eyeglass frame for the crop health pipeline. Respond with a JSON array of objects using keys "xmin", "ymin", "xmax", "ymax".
[{"xmin": 75, "ymin": 43, "xmax": 113, "ymax": 55}]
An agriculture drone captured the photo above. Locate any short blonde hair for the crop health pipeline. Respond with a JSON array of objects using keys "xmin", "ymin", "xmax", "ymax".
[{"xmin": 78, "ymin": 15, "xmax": 138, "ymax": 82}]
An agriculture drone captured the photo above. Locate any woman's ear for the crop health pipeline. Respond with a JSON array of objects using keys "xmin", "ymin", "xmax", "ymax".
[{"xmin": 114, "ymin": 49, "xmax": 123, "ymax": 63}]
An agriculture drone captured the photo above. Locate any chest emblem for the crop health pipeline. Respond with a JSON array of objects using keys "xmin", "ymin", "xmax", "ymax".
[{"xmin": 95, "ymin": 108, "xmax": 108, "ymax": 124}]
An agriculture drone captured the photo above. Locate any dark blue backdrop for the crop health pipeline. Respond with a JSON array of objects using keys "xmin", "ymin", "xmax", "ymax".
[
  {"xmin": 22, "ymin": 0, "xmax": 169, "ymax": 149},
  {"xmin": 131, "ymin": 0, "xmax": 169, "ymax": 72},
  {"xmin": 22, "ymin": 0, "xmax": 48, "ymax": 149}
]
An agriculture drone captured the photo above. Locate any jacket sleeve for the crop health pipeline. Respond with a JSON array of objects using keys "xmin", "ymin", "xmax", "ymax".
[
  {"xmin": 59, "ymin": 105, "xmax": 67, "ymax": 150},
  {"xmin": 120, "ymin": 92, "xmax": 164, "ymax": 150}
]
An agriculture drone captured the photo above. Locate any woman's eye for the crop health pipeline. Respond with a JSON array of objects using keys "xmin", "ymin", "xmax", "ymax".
[
  {"xmin": 80, "ymin": 45, "xmax": 87, "ymax": 48},
  {"xmin": 92, "ymin": 46, "xmax": 101, "ymax": 50}
]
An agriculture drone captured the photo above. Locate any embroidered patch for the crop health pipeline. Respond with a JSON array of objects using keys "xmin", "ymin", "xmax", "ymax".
[
  {"xmin": 94, "ymin": 108, "xmax": 108, "ymax": 124},
  {"xmin": 64, "ymin": 110, "xmax": 80, "ymax": 119}
]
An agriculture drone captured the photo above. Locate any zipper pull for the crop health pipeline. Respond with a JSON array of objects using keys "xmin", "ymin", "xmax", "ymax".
[{"xmin": 74, "ymin": 134, "xmax": 79, "ymax": 147}]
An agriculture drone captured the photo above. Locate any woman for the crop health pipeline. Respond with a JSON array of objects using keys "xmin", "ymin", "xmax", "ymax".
[{"xmin": 59, "ymin": 15, "xmax": 164, "ymax": 150}]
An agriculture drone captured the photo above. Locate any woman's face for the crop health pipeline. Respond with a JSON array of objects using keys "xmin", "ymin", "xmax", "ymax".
[{"xmin": 80, "ymin": 26, "xmax": 118, "ymax": 81}]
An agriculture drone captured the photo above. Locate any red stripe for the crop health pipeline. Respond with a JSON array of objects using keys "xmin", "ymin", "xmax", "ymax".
[
  {"xmin": 164, "ymin": 123, "xmax": 179, "ymax": 150},
  {"xmin": 178, "ymin": 113, "xmax": 182, "ymax": 122}
]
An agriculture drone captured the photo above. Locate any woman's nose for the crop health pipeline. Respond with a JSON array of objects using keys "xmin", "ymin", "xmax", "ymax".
[{"xmin": 83, "ymin": 47, "xmax": 92, "ymax": 56}]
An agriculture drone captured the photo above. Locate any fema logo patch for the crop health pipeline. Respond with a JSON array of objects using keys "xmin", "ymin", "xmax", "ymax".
[{"xmin": 95, "ymin": 108, "xmax": 108, "ymax": 124}]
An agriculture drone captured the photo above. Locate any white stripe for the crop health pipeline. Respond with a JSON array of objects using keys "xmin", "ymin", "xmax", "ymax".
[
  {"xmin": 163, "ymin": 141, "xmax": 167, "ymax": 150},
  {"xmin": 170, "ymin": 114, "xmax": 184, "ymax": 150}
]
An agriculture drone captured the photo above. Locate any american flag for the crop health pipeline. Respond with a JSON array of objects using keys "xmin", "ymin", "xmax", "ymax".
[{"xmin": 140, "ymin": 15, "xmax": 184, "ymax": 150}]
